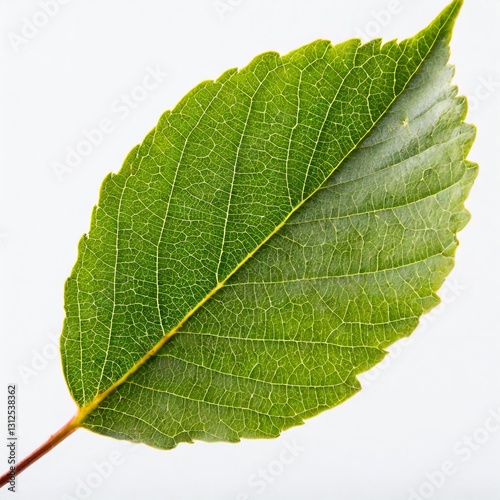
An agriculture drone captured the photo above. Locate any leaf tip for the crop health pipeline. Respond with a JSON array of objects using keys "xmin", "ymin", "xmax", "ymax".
[{"xmin": 432, "ymin": 0, "xmax": 464, "ymax": 40}]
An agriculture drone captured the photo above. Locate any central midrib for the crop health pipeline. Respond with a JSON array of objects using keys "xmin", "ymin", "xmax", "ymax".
[{"xmin": 73, "ymin": 15, "xmax": 453, "ymax": 427}]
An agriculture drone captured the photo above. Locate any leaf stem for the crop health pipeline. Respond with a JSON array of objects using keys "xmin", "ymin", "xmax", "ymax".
[{"xmin": 0, "ymin": 415, "xmax": 79, "ymax": 488}]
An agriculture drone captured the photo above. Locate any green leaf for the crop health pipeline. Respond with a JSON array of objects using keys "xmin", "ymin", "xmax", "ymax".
[{"xmin": 61, "ymin": 0, "xmax": 476, "ymax": 448}]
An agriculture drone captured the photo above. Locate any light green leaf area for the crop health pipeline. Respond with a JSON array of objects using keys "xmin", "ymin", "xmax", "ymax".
[{"xmin": 61, "ymin": 0, "xmax": 476, "ymax": 448}]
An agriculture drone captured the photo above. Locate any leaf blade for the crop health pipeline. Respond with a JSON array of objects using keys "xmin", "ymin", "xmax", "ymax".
[{"xmin": 61, "ymin": 0, "xmax": 476, "ymax": 448}]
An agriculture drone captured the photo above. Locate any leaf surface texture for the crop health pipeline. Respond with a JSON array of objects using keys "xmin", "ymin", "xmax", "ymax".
[{"xmin": 61, "ymin": 0, "xmax": 476, "ymax": 448}]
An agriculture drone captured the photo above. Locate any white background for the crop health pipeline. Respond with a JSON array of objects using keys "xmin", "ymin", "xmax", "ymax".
[{"xmin": 1, "ymin": 1, "xmax": 499, "ymax": 499}]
